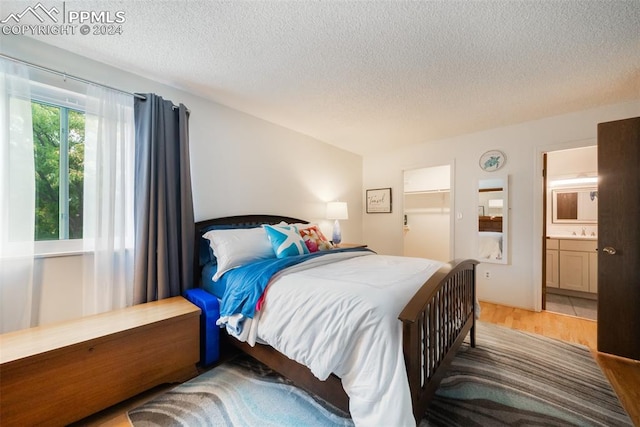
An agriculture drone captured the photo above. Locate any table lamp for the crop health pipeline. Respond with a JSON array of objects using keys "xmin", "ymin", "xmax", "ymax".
[{"xmin": 326, "ymin": 202, "xmax": 348, "ymax": 245}]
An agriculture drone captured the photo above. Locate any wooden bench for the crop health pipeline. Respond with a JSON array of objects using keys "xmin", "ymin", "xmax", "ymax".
[{"xmin": 0, "ymin": 296, "xmax": 200, "ymax": 426}]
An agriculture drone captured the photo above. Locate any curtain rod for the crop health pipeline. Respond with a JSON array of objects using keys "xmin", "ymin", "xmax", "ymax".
[
  {"xmin": 1, "ymin": 53, "xmax": 191, "ymax": 113},
  {"xmin": 0, "ymin": 53, "xmax": 146, "ymax": 101}
]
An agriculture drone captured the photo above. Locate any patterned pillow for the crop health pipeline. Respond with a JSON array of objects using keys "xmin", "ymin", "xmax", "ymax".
[
  {"xmin": 299, "ymin": 225, "xmax": 334, "ymax": 252},
  {"xmin": 263, "ymin": 224, "xmax": 310, "ymax": 258}
]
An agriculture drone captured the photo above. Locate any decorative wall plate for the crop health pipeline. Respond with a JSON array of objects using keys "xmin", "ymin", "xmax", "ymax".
[{"xmin": 479, "ymin": 150, "xmax": 506, "ymax": 172}]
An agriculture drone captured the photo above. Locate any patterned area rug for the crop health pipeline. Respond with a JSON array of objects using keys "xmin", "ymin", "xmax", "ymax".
[
  {"xmin": 128, "ymin": 322, "xmax": 631, "ymax": 427},
  {"xmin": 422, "ymin": 322, "xmax": 631, "ymax": 426},
  {"xmin": 128, "ymin": 356, "xmax": 353, "ymax": 427}
]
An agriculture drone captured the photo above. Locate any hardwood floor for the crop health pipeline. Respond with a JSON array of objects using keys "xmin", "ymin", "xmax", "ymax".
[
  {"xmin": 480, "ymin": 300, "xmax": 598, "ymax": 349},
  {"xmin": 76, "ymin": 301, "xmax": 640, "ymax": 426}
]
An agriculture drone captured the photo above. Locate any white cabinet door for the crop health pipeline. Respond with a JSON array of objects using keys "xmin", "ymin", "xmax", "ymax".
[{"xmin": 559, "ymin": 250, "xmax": 590, "ymax": 292}]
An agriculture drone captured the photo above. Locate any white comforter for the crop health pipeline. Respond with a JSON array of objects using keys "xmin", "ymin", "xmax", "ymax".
[{"xmin": 243, "ymin": 252, "xmax": 443, "ymax": 427}]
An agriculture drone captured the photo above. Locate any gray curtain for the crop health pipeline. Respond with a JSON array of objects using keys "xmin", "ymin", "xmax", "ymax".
[{"xmin": 133, "ymin": 93, "xmax": 194, "ymax": 303}]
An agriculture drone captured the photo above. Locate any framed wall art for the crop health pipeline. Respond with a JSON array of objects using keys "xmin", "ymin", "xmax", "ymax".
[
  {"xmin": 366, "ymin": 188, "xmax": 392, "ymax": 213},
  {"xmin": 479, "ymin": 150, "xmax": 506, "ymax": 172}
]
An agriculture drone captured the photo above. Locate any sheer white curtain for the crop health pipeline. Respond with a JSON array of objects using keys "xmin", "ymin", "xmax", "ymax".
[
  {"xmin": 0, "ymin": 59, "xmax": 35, "ymax": 333},
  {"xmin": 82, "ymin": 85, "xmax": 135, "ymax": 315}
]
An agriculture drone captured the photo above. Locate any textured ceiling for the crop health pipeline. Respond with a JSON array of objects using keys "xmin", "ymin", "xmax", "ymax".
[{"xmin": 14, "ymin": 0, "xmax": 640, "ymax": 155}]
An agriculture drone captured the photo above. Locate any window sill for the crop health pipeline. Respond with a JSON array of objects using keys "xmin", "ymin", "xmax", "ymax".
[
  {"xmin": 34, "ymin": 240, "xmax": 88, "ymax": 258},
  {"xmin": 34, "ymin": 249, "xmax": 89, "ymax": 259}
]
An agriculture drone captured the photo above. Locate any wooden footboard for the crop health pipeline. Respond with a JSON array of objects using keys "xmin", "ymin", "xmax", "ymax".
[{"xmin": 399, "ymin": 258, "xmax": 478, "ymax": 422}]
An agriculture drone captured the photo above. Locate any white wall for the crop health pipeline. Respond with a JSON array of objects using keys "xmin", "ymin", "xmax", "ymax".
[
  {"xmin": 363, "ymin": 101, "xmax": 640, "ymax": 310},
  {"xmin": 3, "ymin": 37, "xmax": 363, "ymax": 325},
  {"xmin": 403, "ymin": 165, "xmax": 450, "ymax": 192}
]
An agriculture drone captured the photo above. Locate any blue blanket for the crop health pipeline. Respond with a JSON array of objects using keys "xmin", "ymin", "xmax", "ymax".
[{"xmin": 219, "ymin": 248, "xmax": 371, "ymax": 320}]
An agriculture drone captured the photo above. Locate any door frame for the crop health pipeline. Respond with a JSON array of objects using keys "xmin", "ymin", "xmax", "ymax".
[
  {"xmin": 542, "ymin": 153, "xmax": 547, "ymax": 310},
  {"xmin": 533, "ymin": 138, "xmax": 596, "ymax": 312}
]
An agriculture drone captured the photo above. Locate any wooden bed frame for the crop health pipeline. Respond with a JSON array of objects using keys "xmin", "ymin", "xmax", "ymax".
[
  {"xmin": 479, "ymin": 215, "xmax": 503, "ymax": 232},
  {"xmin": 194, "ymin": 214, "xmax": 478, "ymax": 422}
]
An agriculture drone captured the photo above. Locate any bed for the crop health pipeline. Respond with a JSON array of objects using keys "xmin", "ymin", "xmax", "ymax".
[
  {"xmin": 478, "ymin": 215, "xmax": 502, "ymax": 232},
  {"xmin": 478, "ymin": 215, "xmax": 503, "ymax": 261},
  {"xmin": 194, "ymin": 214, "xmax": 477, "ymax": 426},
  {"xmin": 478, "ymin": 231, "xmax": 503, "ymax": 260}
]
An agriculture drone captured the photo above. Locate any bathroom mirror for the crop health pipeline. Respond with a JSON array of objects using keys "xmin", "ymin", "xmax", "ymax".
[
  {"xmin": 552, "ymin": 187, "xmax": 598, "ymax": 223},
  {"xmin": 478, "ymin": 177, "xmax": 508, "ymax": 264}
]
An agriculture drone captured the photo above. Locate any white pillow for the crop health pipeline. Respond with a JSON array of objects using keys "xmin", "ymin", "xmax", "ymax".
[{"xmin": 203, "ymin": 227, "xmax": 275, "ymax": 281}]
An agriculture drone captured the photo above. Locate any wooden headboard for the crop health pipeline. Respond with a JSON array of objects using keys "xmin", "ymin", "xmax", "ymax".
[
  {"xmin": 478, "ymin": 215, "xmax": 503, "ymax": 232},
  {"xmin": 193, "ymin": 214, "xmax": 308, "ymax": 286}
]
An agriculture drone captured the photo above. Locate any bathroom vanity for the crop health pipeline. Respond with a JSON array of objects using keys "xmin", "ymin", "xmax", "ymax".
[{"xmin": 546, "ymin": 236, "xmax": 597, "ymax": 294}]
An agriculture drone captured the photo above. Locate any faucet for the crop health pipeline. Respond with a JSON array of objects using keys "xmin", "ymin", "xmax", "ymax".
[{"xmin": 581, "ymin": 227, "xmax": 586, "ymax": 236}]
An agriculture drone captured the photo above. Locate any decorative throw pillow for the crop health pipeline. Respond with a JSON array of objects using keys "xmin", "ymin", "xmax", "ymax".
[
  {"xmin": 203, "ymin": 227, "xmax": 275, "ymax": 281},
  {"xmin": 263, "ymin": 224, "xmax": 310, "ymax": 258},
  {"xmin": 299, "ymin": 225, "xmax": 334, "ymax": 252}
]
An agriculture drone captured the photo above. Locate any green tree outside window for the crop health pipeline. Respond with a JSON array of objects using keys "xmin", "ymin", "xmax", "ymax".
[{"xmin": 31, "ymin": 101, "xmax": 85, "ymax": 241}]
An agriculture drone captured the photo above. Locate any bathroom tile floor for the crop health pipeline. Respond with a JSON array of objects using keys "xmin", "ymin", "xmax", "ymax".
[{"xmin": 546, "ymin": 293, "xmax": 597, "ymax": 321}]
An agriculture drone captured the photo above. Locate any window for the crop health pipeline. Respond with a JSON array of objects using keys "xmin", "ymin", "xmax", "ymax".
[
  {"xmin": 32, "ymin": 100, "xmax": 85, "ymax": 241},
  {"xmin": 3, "ymin": 67, "xmax": 131, "ymax": 256}
]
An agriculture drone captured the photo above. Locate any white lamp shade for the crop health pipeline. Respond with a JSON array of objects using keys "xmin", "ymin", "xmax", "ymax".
[{"xmin": 326, "ymin": 202, "xmax": 349, "ymax": 220}]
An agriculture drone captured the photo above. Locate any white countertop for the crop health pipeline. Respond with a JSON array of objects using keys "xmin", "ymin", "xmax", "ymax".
[{"xmin": 547, "ymin": 235, "xmax": 597, "ymax": 241}]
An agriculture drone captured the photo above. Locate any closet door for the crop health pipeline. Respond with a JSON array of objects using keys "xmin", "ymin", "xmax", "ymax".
[{"xmin": 597, "ymin": 117, "xmax": 640, "ymax": 361}]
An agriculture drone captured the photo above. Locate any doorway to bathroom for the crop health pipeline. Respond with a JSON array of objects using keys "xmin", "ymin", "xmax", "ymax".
[{"xmin": 543, "ymin": 146, "xmax": 598, "ymax": 321}]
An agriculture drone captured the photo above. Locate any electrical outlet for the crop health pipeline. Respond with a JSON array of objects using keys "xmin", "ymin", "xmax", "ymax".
[{"xmin": 484, "ymin": 271, "xmax": 491, "ymax": 279}]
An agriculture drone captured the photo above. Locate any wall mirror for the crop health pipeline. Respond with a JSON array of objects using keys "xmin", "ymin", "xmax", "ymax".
[
  {"xmin": 478, "ymin": 177, "xmax": 508, "ymax": 264},
  {"xmin": 551, "ymin": 187, "xmax": 598, "ymax": 223}
]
